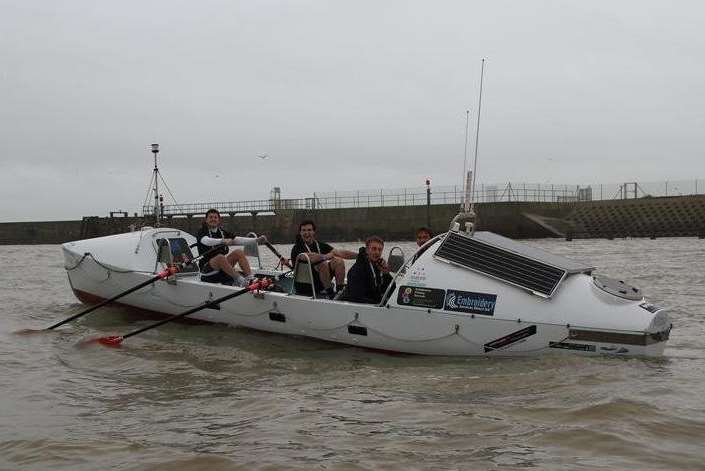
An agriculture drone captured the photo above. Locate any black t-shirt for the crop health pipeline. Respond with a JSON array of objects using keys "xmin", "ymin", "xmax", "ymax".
[
  {"xmin": 290, "ymin": 239, "xmax": 334, "ymax": 262},
  {"xmin": 196, "ymin": 226, "xmax": 234, "ymax": 269},
  {"xmin": 290, "ymin": 238, "xmax": 334, "ymax": 293}
]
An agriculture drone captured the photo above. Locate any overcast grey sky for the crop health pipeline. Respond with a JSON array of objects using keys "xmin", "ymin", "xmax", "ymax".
[{"xmin": 1, "ymin": 0, "xmax": 704, "ymax": 221}]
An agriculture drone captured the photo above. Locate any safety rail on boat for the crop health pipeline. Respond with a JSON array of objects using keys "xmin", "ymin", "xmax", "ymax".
[
  {"xmin": 244, "ymin": 232, "xmax": 262, "ymax": 269},
  {"xmin": 378, "ymin": 233, "xmax": 445, "ymax": 307}
]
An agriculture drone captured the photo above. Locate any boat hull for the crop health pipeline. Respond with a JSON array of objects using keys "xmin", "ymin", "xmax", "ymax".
[{"xmin": 63, "ymin": 245, "xmax": 670, "ymax": 357}]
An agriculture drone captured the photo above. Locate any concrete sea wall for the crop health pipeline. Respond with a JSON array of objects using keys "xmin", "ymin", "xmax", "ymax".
[
  {"xmin": 566, "ymin": 195, "xmax": 705, "ymax": 238},
  {"xmin": 1, "ymin": 195, "xmax": 704, "ymax": 245}
]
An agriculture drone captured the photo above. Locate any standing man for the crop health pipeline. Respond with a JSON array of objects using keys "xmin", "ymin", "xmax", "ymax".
[
  {"xmin": 289, "ymin": 220, "xmax": 357, "ymax": 298},
  {"xmin": 197, "ymin": 208, "xmax": 266, "ymax": 286},
  {"xmin": 344, "ymin": 236, "xmax": 393, "ymax": 304}
]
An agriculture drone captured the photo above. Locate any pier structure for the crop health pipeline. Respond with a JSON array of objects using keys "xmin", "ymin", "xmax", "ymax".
[
  {"xmin": 141, "ymin": 179, "xmax": 705, "ymax": 219},
  {"xmin": 1, "ymin": 180, "xmax": 705, "ymax": 245},
  {"xmin": 141, "ymin": 182, "xmax": 595, "ymax": 218},
  {"xmin": 1, "ymin": 194, "xmax": 705, "ymax": 245}
]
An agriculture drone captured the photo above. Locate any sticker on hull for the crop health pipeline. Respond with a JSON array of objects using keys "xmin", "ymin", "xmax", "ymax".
[
  {"xmin": 549, "ymin": 341, "xmax": 596, "ymax": 352},
  {"xmin": 444, "ymin": 290, "xmax": 497, "ymax": 316},
  {"xmin": 484, "ymin": 325, "xmax": 537, "ymax": 352},
  {"xmin": 397, "ymin": 286, "xmax": 446, "ymax": 309}
]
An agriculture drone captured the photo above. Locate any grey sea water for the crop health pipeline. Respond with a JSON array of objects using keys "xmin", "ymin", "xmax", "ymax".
[{"xmin": 1, "ymin": 238, "xmax": 704, "ymax": 470}]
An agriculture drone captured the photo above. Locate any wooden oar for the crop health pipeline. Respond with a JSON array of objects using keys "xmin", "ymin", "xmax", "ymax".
[{"xmin": 90, "ymin": 278, "xmax": 272, "ymax": 347}]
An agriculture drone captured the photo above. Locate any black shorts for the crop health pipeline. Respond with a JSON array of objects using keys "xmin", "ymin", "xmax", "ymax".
[{"xmin": 200, "ymin": 270, "xmax": 234, "ymax": 285}]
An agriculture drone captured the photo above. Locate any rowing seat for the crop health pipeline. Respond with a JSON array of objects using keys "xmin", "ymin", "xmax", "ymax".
[
  {"xmin": 291, "ymin": 254, "xmax": 318, "ymax": 298},
  {"xmin": 387, "ymin": 246, "xmax": 405, "ymax": 273}
]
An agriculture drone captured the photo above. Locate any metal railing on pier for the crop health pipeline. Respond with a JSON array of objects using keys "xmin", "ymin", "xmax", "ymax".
[{"xmin": 142, "ymin": 179, "xmax": 705, "ymax": 217}]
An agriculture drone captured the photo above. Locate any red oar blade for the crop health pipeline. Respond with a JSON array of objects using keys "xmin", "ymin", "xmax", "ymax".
[
  {"xmin": 75, "ymin": 335, "xmax": 124, "ymax": 348},
  {"xmin": 97, "ymin": 336, "xmax": 124, "ymax": 347}
]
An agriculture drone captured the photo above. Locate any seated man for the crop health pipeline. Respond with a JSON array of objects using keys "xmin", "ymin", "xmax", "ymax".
[
  {"xmin": 416, "ymin": 227, "xmax": 433, "ymax": 247},
  {"xmin": 289, "ymin": 219, "xmax": 357, "ymax": 298},
  {"xmin": 196, "ymin": 208, "xmax": 266, "ymax": 286},
  {"xmin": 344, "ymin": 235, "xmax": 393, "ymax": 304}
]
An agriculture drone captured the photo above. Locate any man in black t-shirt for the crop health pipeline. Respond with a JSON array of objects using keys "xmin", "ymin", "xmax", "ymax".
[
  {"xmin": 288, "ymin": 220, "xmax": 357, "ymax": 297},
  {"xmin": 196, "ymin": 208, "xmax": 266, "ymax": 285}
]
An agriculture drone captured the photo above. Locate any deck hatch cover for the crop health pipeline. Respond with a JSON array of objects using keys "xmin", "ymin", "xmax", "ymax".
[{"xmin": 434, "ymin": 232, "xmax": 566, "ymax": 297}]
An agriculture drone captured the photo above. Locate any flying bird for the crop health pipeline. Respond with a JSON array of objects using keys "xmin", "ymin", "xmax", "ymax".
[{"xmin": 257, "ymin": 154, "xmax": 269, "ymax": 160}]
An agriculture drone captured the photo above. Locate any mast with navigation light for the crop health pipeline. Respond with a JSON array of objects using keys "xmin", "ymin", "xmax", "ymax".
[
  {"xmin": 141, "ymin": 143, "xmax": 178, "ymax": 227},
  {"xmin": 151, "ymin": 144, "xmax": 160, "ymax": 226}
]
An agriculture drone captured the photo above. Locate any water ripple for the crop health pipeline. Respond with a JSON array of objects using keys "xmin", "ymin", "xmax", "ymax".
[{"xmin": 1, "ymin": 240, "xmax": 704, "ymax": 469}]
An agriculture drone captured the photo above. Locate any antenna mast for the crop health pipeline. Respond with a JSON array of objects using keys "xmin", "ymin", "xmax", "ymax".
[
  {"xmin": 450, "ymin": 58, "xmax": 486, "ymax": 234},
  {"xmin": 470, "ymin": 58, "xmax": 485, "ymax": 214},
  {"xmin": 462, "ymin": 109, "xmax": 471, "ymax": 212}
]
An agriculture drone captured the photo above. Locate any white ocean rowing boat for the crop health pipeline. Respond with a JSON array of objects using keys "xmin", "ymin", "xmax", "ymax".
[{"xmin": 61, "ymin": 221, "xmax": 672, "ymax": 357}]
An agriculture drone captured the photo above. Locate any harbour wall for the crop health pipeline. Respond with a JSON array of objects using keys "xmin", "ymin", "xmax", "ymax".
[{"xmin": 1, "ymin": 195, "xmax": 704, "ymax": 245}]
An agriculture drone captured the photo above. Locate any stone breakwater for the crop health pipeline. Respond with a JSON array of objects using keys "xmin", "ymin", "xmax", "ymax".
[{"xmin": 2, "ymin": 195, "xmax": 704, "ymax": 245}]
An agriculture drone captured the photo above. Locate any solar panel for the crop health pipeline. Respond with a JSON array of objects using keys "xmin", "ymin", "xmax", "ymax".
[{"xmin": 434, "ymin": 232, "xmax": 567, "ymax": 297}]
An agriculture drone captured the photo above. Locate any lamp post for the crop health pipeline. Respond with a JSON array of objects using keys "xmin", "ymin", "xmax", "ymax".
[{"xmin": 426, "ymin": 178, "xmax": 432, "ymax": 228}]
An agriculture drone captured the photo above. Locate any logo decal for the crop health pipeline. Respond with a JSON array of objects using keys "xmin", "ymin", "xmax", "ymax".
[
  {"xmin": 408, "ymin": 266, "xmax": 428, "ymax": 286},
  {"xmin": 396, "ymin": 286, "xmax": 446, "ymax": 309},
  {"xmin": 444, "ymin": 290, "xmax": 497, "ymax": 316},
  {"xmin": 401, "ymin": 287, "xmax": 413, "ymax": 304}
]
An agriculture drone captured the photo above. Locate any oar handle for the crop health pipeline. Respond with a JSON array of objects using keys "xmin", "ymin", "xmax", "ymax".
[
  {"xmin": 120, "ymin": 278, "xmax": 272, "ymax": 341},
  {"xmin": 189, "ymin": 243, "xmax": 227, "ymax": 264},
  {"xmin": 264, "ymin": 242, "xmax": 293, "ymax": 268},
  {"xmin": 48, "ymin": 266, "xmax": 178, "ymax": 330}
]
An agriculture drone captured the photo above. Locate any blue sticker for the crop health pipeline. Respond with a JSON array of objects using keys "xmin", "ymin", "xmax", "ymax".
[{"xmin": 444, "ymin": 290, "xmax": 497, "ymax": 316}]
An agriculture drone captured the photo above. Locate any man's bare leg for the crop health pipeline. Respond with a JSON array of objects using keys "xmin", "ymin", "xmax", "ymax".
[
  {"xmin": 208, "ymin": 254, "xmax": 238, "ymax": 279},
  {"xmin": 329, "ymin": 258, "xmax": 346, "ymax": 288},
  {"xmin": 316, "ymin": 262, "xmax": 333, "ymax": 289},
  {"xmin": 227, "ymin": 249, "xmax": 251, "ymax": 276}
]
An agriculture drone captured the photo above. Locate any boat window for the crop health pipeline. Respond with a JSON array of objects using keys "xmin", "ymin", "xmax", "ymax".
[
  {"xmin": 155, "ymin": 238, "xmax": 198, "ymax": 273},
  {"xmin": 168, "ymin": 238, "xmax": 194, "ymax": 264}
]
